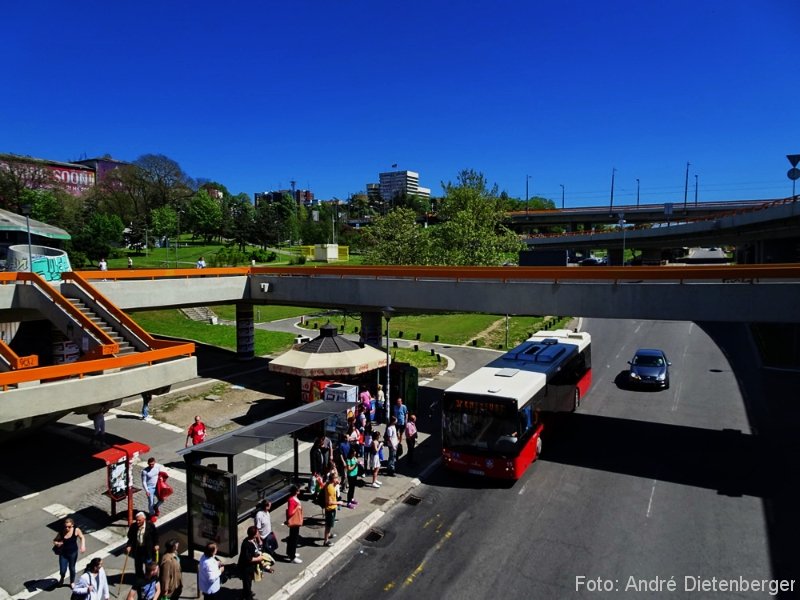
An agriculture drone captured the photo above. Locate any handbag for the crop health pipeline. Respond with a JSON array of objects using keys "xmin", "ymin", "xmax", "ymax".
[
  {"xmin": 378, "ymin": 447, "xmax": 385, "ymax": 461},
  {"xmin": 286, "ymin": 505, "xmax": 303, "ymax": 527},
  {"xmin": 265, "ymin": 531, "xmax": 279, "ymax": 554},
  {"xmin": 52, "ymin": 544, "xmax": 62, "ymax": 555}
]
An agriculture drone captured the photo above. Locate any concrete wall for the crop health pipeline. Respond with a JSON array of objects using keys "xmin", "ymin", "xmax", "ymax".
[{"xmin": 85, "ymin": 276, "xmax": 251, "ymax": 310}]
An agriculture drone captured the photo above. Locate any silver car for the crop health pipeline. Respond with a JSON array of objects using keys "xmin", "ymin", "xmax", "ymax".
[{"xmin": 628, "ymin": 348, "xmax": 671, "ymax": 389}]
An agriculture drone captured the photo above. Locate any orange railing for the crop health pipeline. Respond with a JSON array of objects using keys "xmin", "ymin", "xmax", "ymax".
[
  {"xmin": 0, "ymin": 339, "xmax": 38, "ymax": 370},
  {"xmin": 251, "ymin": 263, "xmax": 800, "ymax": 283},
  {"xmin": 0, "ymin": 272, "xmax": 119, "ymax": 358}
]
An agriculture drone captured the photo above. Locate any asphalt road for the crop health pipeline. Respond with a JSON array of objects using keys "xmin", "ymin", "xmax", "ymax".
[{"xmin": 293, "ymin": 318, "xmax": 779, "ymax": 599}]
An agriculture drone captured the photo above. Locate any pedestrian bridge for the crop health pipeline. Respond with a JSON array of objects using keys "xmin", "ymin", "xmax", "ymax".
[{"xmin": 1, "ymin": 264, "xmax": 799, "ymax": 436}]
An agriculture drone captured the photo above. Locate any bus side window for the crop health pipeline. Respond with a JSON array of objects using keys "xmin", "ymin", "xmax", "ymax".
[{"xmin": 519, "ymin": 406, "xmax": 533, "ymax": 435}]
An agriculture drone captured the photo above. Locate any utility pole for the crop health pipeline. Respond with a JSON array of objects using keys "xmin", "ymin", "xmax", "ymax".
[
  {"xmin": 525, "ymin": 175, "xmax": 531, "ymax": 214},
  {"xmin": 694, "ymin": 174, "xmax": 699, "ymax": 206},
  {"xmin": 636, "ymin": 178, "xmax": 640, "ymax": 207},
  {"xmin": 560, "ymin": 184, "xmax": 565, "ymax": 209}
]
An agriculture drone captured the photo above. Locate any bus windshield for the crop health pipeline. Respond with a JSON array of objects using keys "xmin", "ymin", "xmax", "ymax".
[{"xmin": 442, "ymin": 395, "xmax": 522, "ymax": 453}]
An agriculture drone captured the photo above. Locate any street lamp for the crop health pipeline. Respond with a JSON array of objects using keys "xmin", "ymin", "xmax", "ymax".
[
  {"xmin": 560, "ymin": 184, "xmax": 565, "ymax": 209},
  {"xmin": 683, "ymin": 161, "xmax": 691, "ymax": 212},
  {"xmin": 618, "ymin": 213, "xmax": 626, "ymax": 266},
  {"xmin": 636, "ymin": 178, "xmax": 640, "ymax": 208},
  {"xmin": 694, "ymin": 174, "xmax": 699, "ymax": 206},
  {"xmin": 381, "ymin": 306, "xmax": 394, "ymax": 423},
  {"xmin": 525, "ymin": 175, "xmax": 531, "ymax": 214},
  {"xmin": 609, "ymin": 168, "xmax": 616, "ymax": 214},
  {"xmin": 20, "ymin": 204, "xmax": 34, "ymax": 272}
]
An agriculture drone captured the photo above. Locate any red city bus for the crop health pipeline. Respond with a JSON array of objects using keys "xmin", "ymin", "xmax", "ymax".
[{"xmin": 442, "ymin": 329, "xmax": 592, "ymax": 479}]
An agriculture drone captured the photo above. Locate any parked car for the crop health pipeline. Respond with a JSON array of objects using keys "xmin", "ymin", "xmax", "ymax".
[{"xmin": 628, "ymin": 348, "xmax": 671, "ymax": 389}]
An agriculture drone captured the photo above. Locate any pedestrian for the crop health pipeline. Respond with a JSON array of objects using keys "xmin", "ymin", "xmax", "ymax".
[
  {"xmin": 72, "ymin": 558, "xmax": 109, "ymax": 600},
  {"xmin": 198, "ymin": 543, "xmax": 224, "ymax": 600},
  {"xmin": 284, "ymin": 485, "xmax": 303, "ymax": 564},
  {"xmin": 141, "ymin": 457, "xmax": 164, "ymax": 517},
  {"xmin": 185, "ymin": 415, "xmax": 207, "ymax": 447},
  {"xmin": 345, "ymin": 447, "xmax": 360, "ymax": 509},
  {"xmin": 367, "ymin": 430, "xmax": 383, "ymax": 488},
  {"xmin": 404, "ymin": 414, "xmax": 418, "ymax": 464},
  {"xmin": 125, "ymin": 512, "xmax": 159, "ymax": 579},
  {"xmin": 335, "ymin": 434, "xmax": 349, "ymax": 495},
  {"xmin": 159, "ymin": 539, "xmax": 182, "ymax": 600},
  {"xmin": 196, "ymin": 256, "xmax": 206, "ymax": 269},
  {"xmin": 98, "ymin": 258, "xmax": 108, "ymax": 272},
  {"xmin": 141, "ymin": 392, "xmax": 152, "ymax": 420},
  {"xmin": 322, "ymin": 471, "xmax": 338, "ymax": 546},
  {"xmin": 126, "ymin": 562, "xmax": 160, "ymax": 600},
  {"xmin": 128, "ymin": 257, "xmax": 133, "ymax": 269},
  {"xmin": 238, "ymin": 526, "xmax": 263, "ymax": 600},
  {"xmin": 375, "ymin": 384, "xmax": 385, "ymax": 423},
  {"xmin": 254, "ymin": 500, "xmax": 278, "ymax": 557},
  {"xmin": 385, "ymin": 417, "xmax": 399, "ymax": 476},
  {"xmin": 52, "ymin": 517, "xmax": 86, "ymax": 587},
  {"xmin": 90, "ymin": 407, "xmax": 108, "ymax": 446},
  {"xmin": 358, "ymin": 386, "xmax": 373, "ymax": 419},
  {"xmin": 308, "ymin": 432, "xmax": 331, "ymax": 490},
  {"xmin": 393, "ymin": 397, "xmax": 408, "ymax": 441}
]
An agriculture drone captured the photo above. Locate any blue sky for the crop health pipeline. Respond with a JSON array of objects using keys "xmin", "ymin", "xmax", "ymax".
[{"xmin": 3, "ymin": 1, "xmax": 798, "ymax": 206}]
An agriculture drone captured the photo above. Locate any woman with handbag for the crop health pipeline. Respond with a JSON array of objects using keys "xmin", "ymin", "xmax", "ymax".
[
  {"xmin": 284, "ymin": 485, "xmax": 303, "ymax": 564},
  {"xmin": 71, "ymin": 558, "xmax": 108, "ymax": 600},
  {"xmin": 52, "ymin": 517, "xmax": 86, "ymax": 587}
]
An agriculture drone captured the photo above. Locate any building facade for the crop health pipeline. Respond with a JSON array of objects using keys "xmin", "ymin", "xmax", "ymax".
[{"xmin": 378, "ymin": 170, "xmax": 431, "ymax": 206}]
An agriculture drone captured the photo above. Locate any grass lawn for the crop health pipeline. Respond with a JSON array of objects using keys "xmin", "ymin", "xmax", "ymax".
[
  {"xmin": 128, "ymin": 309, "xmax": 296, "ymax": 356},
  {"xmin": 213, "ymin": 304, "xmax": 310, "ymax": 323}
]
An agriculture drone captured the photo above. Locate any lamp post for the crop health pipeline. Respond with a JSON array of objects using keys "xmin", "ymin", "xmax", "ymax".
[
  {"xmin": 694, "ymin": 174, "xmax": 698, "ymax": 206},
  {"xmin": 618, "ymin": 213, "xmax": 626, "ymax": 266},
  {"xmin": 636, "ymin": 178, "xmax": 640, "ymax": 208},
  {"xmin": 560, "ymin": 184, "xmax": 565, "ymax": 209},
  {"xmin": 525, "ymin": 175, "xmax": 531, "ymax": 214},
  {"xmin": 20, "ymin": 204, "xmax": 34, "ymax": 272},
  {"xmin": 381, "ymin": 306, "xmax": 394, "ymax": 423},
  {"xmin": 683, "ymin": 161, "xmax": 691, "ymax": 212},
  {"xmin": 609, "ymin": 168, "xmax": 616, "ymax": 214}
]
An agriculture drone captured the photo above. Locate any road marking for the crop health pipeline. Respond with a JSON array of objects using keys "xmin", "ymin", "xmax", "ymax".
[
  {"xmin": 42, "ymin": 504, "xmax": 74, "ymax": 518},
  {"xmin": 244, "ymin": 448, "xmax": 277, "ymax": 461},
  {"xmin": 671, "ymin": 323, "xmax": 693, "ymax": 412},
  {"xmin": 0, "ymin": 473, "xmax": 36, "ymax": 499},
  {"xmin": 646, "ymin": 480, "xmax": 657, "ymax": 517}
]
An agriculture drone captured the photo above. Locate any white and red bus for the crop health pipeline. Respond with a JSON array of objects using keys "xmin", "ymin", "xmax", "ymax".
[{"xmin": 442, "ymin": 329, "xmax": 592, "ymax": 479}]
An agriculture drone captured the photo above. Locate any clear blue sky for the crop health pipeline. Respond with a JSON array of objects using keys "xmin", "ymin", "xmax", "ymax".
[{"xmin": 3, "ymin": 1, "xmax": 798, "ymax": 206}]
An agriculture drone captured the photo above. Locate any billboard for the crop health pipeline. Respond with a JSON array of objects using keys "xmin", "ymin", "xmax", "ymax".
[{"xmin": 188, "ymin": 465, "xmax": 238, "ymax": 557}]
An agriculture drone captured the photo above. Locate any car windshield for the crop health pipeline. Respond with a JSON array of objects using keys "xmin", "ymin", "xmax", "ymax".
[{"xmin": 634, "ymin": 354, "xmax": 664, "ymax": 367}]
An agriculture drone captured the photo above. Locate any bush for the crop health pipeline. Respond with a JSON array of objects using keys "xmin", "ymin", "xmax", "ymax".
[
  {"xmin": 249, "ymin": 249, "xmax": 277, "ymax": 263},
  {"xmin": 288, "ymin": 255, "xmax": 306, "ymax": 265},
  {"xmin": 68, "ymin": 250, "xmax": 89, "ymax": 269}
]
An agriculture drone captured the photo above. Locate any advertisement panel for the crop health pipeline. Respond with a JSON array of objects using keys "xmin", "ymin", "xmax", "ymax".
[{"xmin": 188, "ymin": 465, "xmax": 238, "ymax": 557}]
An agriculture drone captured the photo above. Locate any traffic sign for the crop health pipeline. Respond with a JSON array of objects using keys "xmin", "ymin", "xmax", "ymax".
[
  {"xmin": 788, "ymin": 168, "xmax": 800, "ymax": 181},
  {"xmin": 788, "ymin": 154, "xmax": 800, "ymax": 168}
]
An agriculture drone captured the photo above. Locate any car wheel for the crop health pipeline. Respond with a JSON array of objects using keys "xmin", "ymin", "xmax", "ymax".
[
  {"xmin": 664, "ymin": 378, "xmax": 670, "ymax": 390},
  {"xmin": 572, "ymin": 388, "xmax": 581, "ymax": 411}
]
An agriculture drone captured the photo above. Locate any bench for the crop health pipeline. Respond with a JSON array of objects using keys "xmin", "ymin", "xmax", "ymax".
[{"xmin": 236, "ymin": 468, "xmax": 294, "ymax": 523}]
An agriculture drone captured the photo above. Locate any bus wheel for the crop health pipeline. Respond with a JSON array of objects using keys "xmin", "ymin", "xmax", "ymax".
[
  {"xmin": 572, "ymin": 388, "xmax": 581, "ymax": 412},
  {"xmin": 535, "ymin": 436, "xmax": 543, "ymax": 459}
]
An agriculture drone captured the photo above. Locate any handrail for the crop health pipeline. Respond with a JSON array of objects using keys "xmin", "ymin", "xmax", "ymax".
[
  {"xmin": 0, "ymin": 272, "xmax": 119, "ymax": 357},
  {"xmin": 62, "ymin": 271, "xmax": 187, "ymax": 350},
  {"xmin": 0, "ymin": 339, "xmax": 38, "ymax": 370},
  {"xmin": 0, "ymin": 343, "xmax": 195, "ymax": 390},
  {"xmin": 77, "ymin": 267, "xmax": 250, "ymax": 281},
  {"xmin": 250, "ymin": 264, "xmax": 800, "ymax": 283}
]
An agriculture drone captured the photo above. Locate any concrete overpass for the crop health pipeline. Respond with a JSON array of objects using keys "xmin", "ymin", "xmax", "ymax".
[
  {"xmin": 1, "ymin": 264, "xmax": 799, "ymax": 436},
  {"xmin": 523, "ymin": 197, "xmax": 800, "ymax": 264}
]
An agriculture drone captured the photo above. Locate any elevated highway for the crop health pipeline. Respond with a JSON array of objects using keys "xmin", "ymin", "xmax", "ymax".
[{"xmin": 1, "ymin": 264, "xmax": 799, "ymax": 436}]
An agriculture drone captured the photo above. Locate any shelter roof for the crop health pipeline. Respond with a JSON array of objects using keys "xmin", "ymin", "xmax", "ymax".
[
  {"xmin": 0, "ymin": 208, "xmax": 71, "ymax": 240},
  {"xmin": 177, "ymin": 399, "xmax": 354, "ymax": 459}
]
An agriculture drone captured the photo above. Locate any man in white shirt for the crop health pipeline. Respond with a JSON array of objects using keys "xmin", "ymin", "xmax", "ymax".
[
  {"xmin": 198, "ymin": 543, "xmax": 224, "ymax": 600},
  {"xmin": 141, "ymin": 457, "xmax": 163, "ymax": 516}
]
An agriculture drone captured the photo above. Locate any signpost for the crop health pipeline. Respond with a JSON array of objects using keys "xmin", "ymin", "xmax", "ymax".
[
  {"xmin": 788, "ymin": 154, "xmax": 800, "ymax": 201},
  {"xmin": 93, "ymin": 442, "xmax": 150, "ymax": 525}
]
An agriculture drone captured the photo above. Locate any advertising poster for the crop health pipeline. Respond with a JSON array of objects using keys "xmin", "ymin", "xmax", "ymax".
[{"xmin": 188, "ymin": 465, "xmax": 237, "ymax": 557}]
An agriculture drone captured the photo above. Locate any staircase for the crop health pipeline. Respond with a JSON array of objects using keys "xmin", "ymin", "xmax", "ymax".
[
  {"xmin": 180, "ymin": 306, "xmax": 219, "ymax": 323},
  {"xmin": 65, "ymin": 298, "xmax": 137, "ymax": 356}
]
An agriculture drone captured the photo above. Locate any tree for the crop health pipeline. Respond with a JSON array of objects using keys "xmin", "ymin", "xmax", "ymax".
[
  {"xmin": 230, "ymin": 194, "xmax": 255, "ymax": 251},
  {"xmin": 149, "ymin": 205, "xmax": 178, "ymax": 241},
  {"xmin": 186, "ymin": 189, "xmax": 223, "ymax": 242},
  {"xmin": 361, "ymin": 208, "xmax": 432, "ymax": 265},
  {"xmin": 133, "ymin": 154, "xmax": 193, "ymax": 210},
  {"xmin": 0, "ymin": 155, "xmax": 58, "ymax": 211},
  {"xmin": 70, "ymin": 212, "xmax": 125, "ymax": 261}
]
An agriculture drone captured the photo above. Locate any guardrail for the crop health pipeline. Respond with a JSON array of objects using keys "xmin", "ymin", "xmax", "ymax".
[{"xmin": 0, "ymin": 339, "xmax": 38, "ymax": 370}]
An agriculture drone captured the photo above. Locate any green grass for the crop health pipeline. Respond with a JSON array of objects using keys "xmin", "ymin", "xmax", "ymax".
[
  {"xmin": 128, "ymin": 309, "xmax": 296, "ymax": 356},
  {"xmin": 212, "ymin": 304, "xmax": 310, "ymax": 323}
]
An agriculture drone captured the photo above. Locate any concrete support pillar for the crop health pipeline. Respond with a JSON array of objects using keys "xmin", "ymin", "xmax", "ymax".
[
  {"xmin": 360, "ymin": 311, "xmax": 383, "ymax": 348},
  {"xmin": 607, "ymin": 248, "xmax": 624, "ymax": 266},
  {"xmin": 235, "ymin": 303, "xmax": 255, "ymax": 361}
]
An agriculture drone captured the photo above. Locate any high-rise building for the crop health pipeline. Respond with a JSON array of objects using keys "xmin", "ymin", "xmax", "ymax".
[{"xmin": 378, "ymin": 170, "xmax": 431, "ymax": 206}]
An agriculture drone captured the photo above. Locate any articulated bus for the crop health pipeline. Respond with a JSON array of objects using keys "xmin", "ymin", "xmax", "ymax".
[{"xmin": 442, "ymin": 329, "xmax": 592, "ymax": 479}]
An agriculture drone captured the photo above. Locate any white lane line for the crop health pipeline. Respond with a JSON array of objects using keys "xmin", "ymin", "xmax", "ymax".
[
  {"xmin": 42, "ymin": 504, "xmax": 73, "ymax": 518},
  {"xmin": 89, "ymin": 528, "xmax": 125, "ymax": 546},
  {"xmin": 244, "ymin": 448, "xmax": 277, "ymax": 461},
  {"xmin": 671, "ymin": 323, "xmax": 693, "ymax": 412},
  {"xmin": 646, "ymin": 480, "xmax": 657, "ymax": 517}
]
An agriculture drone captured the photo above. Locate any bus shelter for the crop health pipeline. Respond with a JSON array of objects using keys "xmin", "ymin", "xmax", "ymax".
[{"xmin": 176, "ymin": 399, "xmax": 355, "ymax": 557}]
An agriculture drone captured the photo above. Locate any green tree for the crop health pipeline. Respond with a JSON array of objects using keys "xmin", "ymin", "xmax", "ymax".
[
  {"xmin": 230, "ymin": 194, "xmax": 255, "ymax": 251},
  {"xmin": 70, "ymin": 212, "xmax": 125, "ymax": 261},
  {"xmin": 361, "ymin": 208, "xmax": 431, "ymax": 265},
  {"xmin": 186, "ymin": 189, "xmax": 223, "ymax": 242},
  {"xmin": 150, "ymin": 205, "xmax": 178, "ymax": 240}
]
